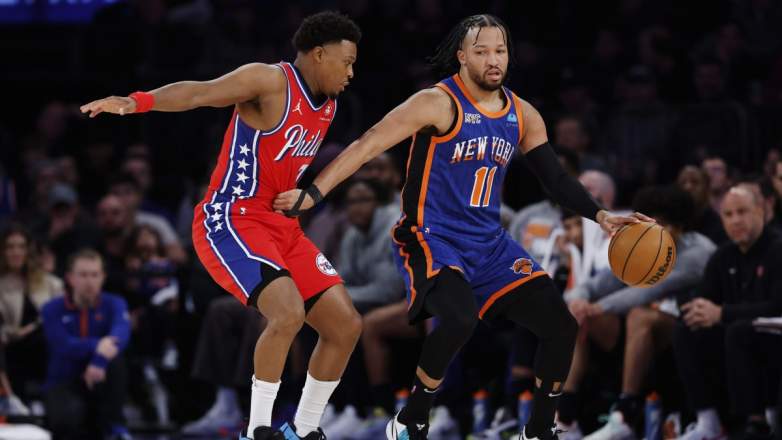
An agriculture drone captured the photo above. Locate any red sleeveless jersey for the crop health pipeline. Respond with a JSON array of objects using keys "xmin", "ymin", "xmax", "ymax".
[{"xmin": 206, "ymin": 62, "xmax": 337, "ymax": 210}]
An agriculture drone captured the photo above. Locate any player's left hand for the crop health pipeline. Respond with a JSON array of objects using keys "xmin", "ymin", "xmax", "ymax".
[
  {"xmin": 596, "ymin": 210, "xmax": 654, "ymax": 236},
  {"xmin": 273, "ymin": 189, "xmax": 313, "ymax": 216}
]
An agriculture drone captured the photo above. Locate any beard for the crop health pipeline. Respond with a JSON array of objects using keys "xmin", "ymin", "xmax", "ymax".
[{"xmin": 468, "ymin": 67, "xmax": 506, "ymax": 91}]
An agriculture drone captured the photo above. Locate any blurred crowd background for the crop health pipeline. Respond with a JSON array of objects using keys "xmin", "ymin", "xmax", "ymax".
[{"xmin": 1, "ymin": 0, "xmax": 782, "ymax": 439}]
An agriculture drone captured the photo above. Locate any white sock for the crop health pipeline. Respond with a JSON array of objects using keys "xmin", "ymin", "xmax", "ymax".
[
  {"xmin": 766, "ymin": 408, "xmax": 778, "ymax": 431},
  {"xmin": 696, "ymin": 408, "xmax": 721, "ymax": 434},
  {"xmin": 293, "ymin": 372, "xmax": 341, "ymax": 436},
  {"xmin": 249, "ymin": 376, "xmax": 280, "ymax": 439},
  {"xmin": 215, "ymin": 387, "xmax": 239, "ymax": 415}
]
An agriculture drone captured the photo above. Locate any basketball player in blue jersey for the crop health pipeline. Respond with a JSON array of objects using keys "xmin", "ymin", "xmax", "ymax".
[{"xmin": 275, "ymin": 14, "xmax": 650, "ymax": 440}]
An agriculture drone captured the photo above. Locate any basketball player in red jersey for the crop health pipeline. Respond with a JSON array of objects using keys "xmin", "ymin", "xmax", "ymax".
[
  {"xmin": 81, "ymin": 11, "xmax": 362, "ymax": 440},
  {"xmin": 275, "ymin": 14, "xmax": 650, "ymax": 440}
]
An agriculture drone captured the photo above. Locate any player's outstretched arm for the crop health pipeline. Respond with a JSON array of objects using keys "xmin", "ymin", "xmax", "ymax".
[
  {"xmin": 273, "ymin": 87, "xmax": 453, "ymax": 215},
  {"xmin": 80, "ymin": 63, "xmax": 285, "ymax": 118},
  {"xmin": 518, "ymin": 99, "xmax": 651, "ymax": 233}
]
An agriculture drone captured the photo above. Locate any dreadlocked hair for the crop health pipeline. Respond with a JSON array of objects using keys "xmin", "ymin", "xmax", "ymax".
[{"xmin": 428, "ymin": 14, "xmax": 515, "ymax": 78}]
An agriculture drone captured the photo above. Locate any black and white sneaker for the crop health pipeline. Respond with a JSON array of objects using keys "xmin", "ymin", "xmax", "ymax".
[
  {"xmin": 520, "ymin": 425, "xmax": 564, "ymax": 440},
  {"xmin": 386, "ymin": 411, "xmax": 429, "ymax": 439}
]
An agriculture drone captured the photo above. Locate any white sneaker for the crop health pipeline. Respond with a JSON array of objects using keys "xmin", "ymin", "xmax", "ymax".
[
  {"xmin": 324, "ymin": 405, "xmax": 363, "ymax": 440},
  {"xmin": 148, "ymin": 381, "xmax": 170, "ymax": 425},
  {"xmin": 161, "ymin": 341, "xmax": 178, "ymax": 371},
  {"xmin": 386, "ymin": 411, "xmax": 429, "ymax": 439},
  {"xmin": 320, "ymin": 404, "xmax": 338, "ymax": 429},
  {"xmin": 766, "ymin": 408, "xmax": 779, "ymax": 434},
  {"xmin": 350, "ymin": 408, "xmax": 391, "ymax": 440},
  {"xmin": 473, "ymin": 408, "xmax": 518, "ymax": 439},
  {"xmin": 180, "ymin": 399, "xmax": 242, "ymax": 436},
  {"xmin": 675, "ymin": 423, "xmax": 726, "ymax": 440},
  {"xmin": 143, "ymin": 363, "xmax": 170, "ymax": 425},
  {"xmin": 429, "ymin": 406, "xmax": 459, "ymax": 439},
  {"xmin": 663, "ymin": 412, "xmax": 681, "ymax": 439},
  {"xmin": 557, "ymin": 420, "xmax": 583, "ymax": 440},
  {"xmin": 7, "ymin": 394, "xmax": 30, "ymax": 416},
  {"xmin": 29, "ymin": 400, "xmax": 45, "ymax": 417},
  {"xmin": 583, "ymin": 412, "xmax": 634, "ymax": 440}
]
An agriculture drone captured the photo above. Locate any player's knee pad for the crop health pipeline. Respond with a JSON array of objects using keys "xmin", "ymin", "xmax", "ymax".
[
  {"xmin": 430, "ymin": 268, "xmax": 478, "ymax": 344},
  {"xmin": 419, "ymin": 311, "xmax": 478, "ymax": 379},
  {"xmin": 439, "ymin": 306, "xmax": 478, "ymax": 346},
  {"xmin": 419, "ymin": 268, "xmax": 478, "ymax": 379},
  {"xmin": 509, "ymin": 278, "xmax": 577, "ymax": 382},
  {"xmin": 519, "ymin": 279, "xmax": 577, "ymax": 343},
  {"xmin": 537, "ymin": 301, "xmax": 577, "ymax": 382}
]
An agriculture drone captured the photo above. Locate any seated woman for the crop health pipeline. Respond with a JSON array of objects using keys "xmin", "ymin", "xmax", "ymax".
[{"xmin": 0, "ymin": 224, "xmax": 64, "ymax": 411}]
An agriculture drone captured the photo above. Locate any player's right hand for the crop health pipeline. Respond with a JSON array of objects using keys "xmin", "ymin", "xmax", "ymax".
[{"xmin": 80, "ymin": 96, "xmax": 136, "ymax": 118}]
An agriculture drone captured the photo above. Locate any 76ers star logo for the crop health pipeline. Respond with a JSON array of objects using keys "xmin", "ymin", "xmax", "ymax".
[{"xmin": 511, "ymin": 258, "xmax": 533, "ymax": 275}]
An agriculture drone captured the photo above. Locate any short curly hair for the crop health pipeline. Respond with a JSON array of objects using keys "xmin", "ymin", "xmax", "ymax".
[
  {"xmin": 632, "ymin": 185, "xmax": 695, "ymax": 231},
  {"xmin": 292, "ymin": 11, "xmax": 362, "ymax": 52}
]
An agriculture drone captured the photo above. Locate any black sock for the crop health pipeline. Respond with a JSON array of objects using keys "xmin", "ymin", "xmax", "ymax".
[
  {"xmin": 615, "ymin": 393, "xmax": 643, "ymax": 424},
  {"xmin": 526, "ymin": 383, "xmax": 560, "ymax": 439},
  {"xmin": 557, "ymin": 392, "xmax": 579, "ymax": 426},
  {"xmin": 370, "ymin": 383, "xmax": 395, "ymax": 415},
  {"xmin": 398, "ymin": 376, "xmax": 437, "ymax": 426},
  {"xmin": 506, "ymin": 376, "xmax": 535, "ymax": 413}
]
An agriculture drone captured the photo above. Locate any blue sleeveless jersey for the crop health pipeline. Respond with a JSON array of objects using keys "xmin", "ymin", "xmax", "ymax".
[
  {"xmin": 399, "ymin": 74, "xmax": 524, "ymax": 237},
  {"xmin": 392, "ymin": 75, "xmax": 548, "ymax": 323}
]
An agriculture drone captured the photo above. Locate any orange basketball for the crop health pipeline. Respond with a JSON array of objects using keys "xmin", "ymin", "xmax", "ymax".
[{"xmin": 608, "ymin": 222, "xmax": 677, "ymax": 287}]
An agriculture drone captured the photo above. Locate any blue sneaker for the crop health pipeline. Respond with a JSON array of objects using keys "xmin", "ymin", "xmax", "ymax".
[
  {"xmin": 279, "ymin": 422, "xmax": 327, "ymax": 439},
  {"xmin": 239, "ymin": 426, "xmax": 285, "ymax": 439}
]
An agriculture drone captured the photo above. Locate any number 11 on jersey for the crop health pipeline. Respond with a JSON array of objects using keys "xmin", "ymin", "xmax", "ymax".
[{"xmin": 470, "ymin": 166, "xmax": 497, "ymax": 207}]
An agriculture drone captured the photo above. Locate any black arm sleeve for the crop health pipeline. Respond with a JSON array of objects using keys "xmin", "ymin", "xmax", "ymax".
[{"xmin": 524, "ymin": 142, "xmax": 603, "ymax": 221}]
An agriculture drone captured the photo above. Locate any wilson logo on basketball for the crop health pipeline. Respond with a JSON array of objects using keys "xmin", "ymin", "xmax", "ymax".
[
  {"xmin": 645, "ymin": 246, "xmax": 674, "ymax": 286},
  {"xmin": 511, "ymin": 258, "xmax": 533, "ymax": 275}
]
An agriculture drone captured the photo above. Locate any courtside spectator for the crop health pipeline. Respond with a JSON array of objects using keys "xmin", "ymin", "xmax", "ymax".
[
  {"xmin": 562, "ymin": 186, "xmax": 716, "ymax": 439},
  {"xmin": 673, "ymin": 186, "xmax": 782, "ymax": 440},
  {"xmin": 42, "ymin": 250, "xmax": 131, "ymax": 440},
  {"xmin": 0, "ymin": 224, "xmax": 63, "ymax": 410}
]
